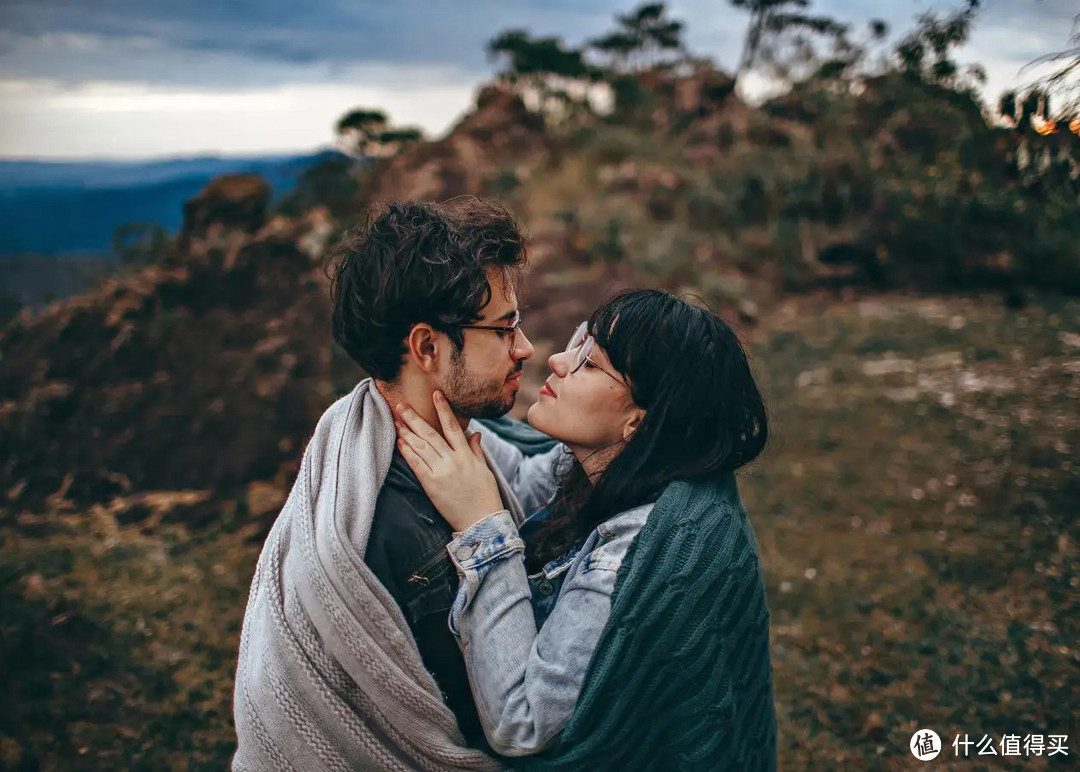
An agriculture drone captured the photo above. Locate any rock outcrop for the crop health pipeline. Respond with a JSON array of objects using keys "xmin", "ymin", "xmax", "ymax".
[
  {"xmin": 179, "ymin": 174, "xmax": 271, "ymax": 255},
  {"xmin": 366, "ymin": 85, "xmax": 548, "ymax": 203},
  {"xmin": 0, "ymin": 209, "xmax": 336, "ymax": 516}
]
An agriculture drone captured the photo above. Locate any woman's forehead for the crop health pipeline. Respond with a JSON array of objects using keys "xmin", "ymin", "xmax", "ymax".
[{"xmin": 590, "ymin": 337, "xmax": 614, "ymax": 365}]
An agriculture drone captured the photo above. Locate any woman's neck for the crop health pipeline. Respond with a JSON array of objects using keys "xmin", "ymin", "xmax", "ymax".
[{"xmin": 571, "ymin": 443, "xmax": 621, "ymax": 483}]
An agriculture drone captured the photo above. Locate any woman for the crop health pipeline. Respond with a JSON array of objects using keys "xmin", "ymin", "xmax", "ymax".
[{"xmin": 393, "ymin": 289, "xmax": 775, "ymax": 770}]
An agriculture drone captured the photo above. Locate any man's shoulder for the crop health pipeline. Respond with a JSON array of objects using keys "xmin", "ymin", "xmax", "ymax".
[
  {"xmin": 372, "ymin": 455, "xmax": 441, "ymax": 532},
  {"xmin": 366, "ymin": 460, "xmax": 455, "ymax": 596},
  {"xmin": 368, "ymin": 453, "xmax": 453, "ymax": 561}
]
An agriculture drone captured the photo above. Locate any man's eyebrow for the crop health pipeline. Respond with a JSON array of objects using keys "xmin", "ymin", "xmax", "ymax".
[{"xmin": 491, "ymin": 309, "xmax": 519, "ymax": 322}]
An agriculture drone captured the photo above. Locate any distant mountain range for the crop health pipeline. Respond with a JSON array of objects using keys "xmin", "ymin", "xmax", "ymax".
[{"xmin": 0, "ymin": 150, "xmax": 344, "ymax": 255}]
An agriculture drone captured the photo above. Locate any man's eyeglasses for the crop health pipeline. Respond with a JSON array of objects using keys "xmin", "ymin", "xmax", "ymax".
[
  {"xmin": 566, "ymin": 321, "xmax": 623, "ymax": 384},
  {"xmin": 455, "ymin": 314, "xmax": 523, "ymax": 355}
]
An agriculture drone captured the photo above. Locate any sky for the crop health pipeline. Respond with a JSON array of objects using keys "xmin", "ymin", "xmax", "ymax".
[{"xmin": 0, "ymin": 0, "xmax": 1075, "ymax": 160}]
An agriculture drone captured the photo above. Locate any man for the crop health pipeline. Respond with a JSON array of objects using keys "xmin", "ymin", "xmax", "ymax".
[
  {"xmin": 233, "ymin": 198, "xmax": 562, "ymax": 771},
  {"xmin": 330, "ymin": 198, "xmax": 536, "ymax": 748}
]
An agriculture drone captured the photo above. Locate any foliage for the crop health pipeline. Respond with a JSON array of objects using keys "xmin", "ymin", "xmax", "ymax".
[
  {"xmin": 533, "ymin": 0, "xmax": 1079, "ymax": 296},
  {"xmin": 482, "ymin": 168, "xmax": 522, "ymax": 204},
  {"xmin": 377, "ymin": 127, "xmax": 425, "ymax": 148},
  {"xmin": 1019, "ymin": 10, "xmax": 1080, "ymax": 122},
  {"xmin": 334, "ymin": 110, "xmax": 426, "ymax": 159},
  {"xmin": 274, "ymin": 155, "xmax": 362, "ymax": 221},
  {"xmin": 487, "ymin": 30, "xmax": 593, "ymax": 82},
  {"xmin": 1025, "ymin": 12, "xmax": 1080, "ymax": 115},
  {"xmin": 588, "ymin": 2, "xmax": 687, "ymax": 73},
  {"xmin": 334, "ymin": 108, "xmax": 388, "ymax": 157},
  {"xmin": 894, "ymin": 0, "xmax": 986, "ymax": 91},
  {"xmin": 729, "ymin": 0, "xmax": 850, "ymax": 90},
  {"xmin": 486, "ymin": 29, "xmax": 599, "ymax": 122},
  {"xmin": 111, "ymin": 222, "xmax": 174, "ymax": 265},
  {"xmin": 312, "ymin": 0, "xmax": 1080, "ymax": 296}
]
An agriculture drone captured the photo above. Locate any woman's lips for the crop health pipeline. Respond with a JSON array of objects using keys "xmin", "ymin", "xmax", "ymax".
[{"xmin": 539, "ymin": 383, "xmax": 555, "ymax": 398}]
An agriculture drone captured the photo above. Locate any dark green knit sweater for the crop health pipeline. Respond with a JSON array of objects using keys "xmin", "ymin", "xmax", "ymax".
[
  {"xmin": 514, "ymin": 473, "xmax": 777, "ymax": 771},
  {"xmin": 476, "ymin": 415, "xmax": 559, "ymax": 456}
]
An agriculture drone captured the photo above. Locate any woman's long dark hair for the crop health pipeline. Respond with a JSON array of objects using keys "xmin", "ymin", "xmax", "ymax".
[{"xmin": 524, "ymin": 289, "xmax": 769, "ymax": 571}]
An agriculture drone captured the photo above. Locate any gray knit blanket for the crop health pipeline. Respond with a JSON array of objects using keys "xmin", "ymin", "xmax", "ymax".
[{"xmin": 232, "ymin": 379, "xmax": 516, "ymax": 771}]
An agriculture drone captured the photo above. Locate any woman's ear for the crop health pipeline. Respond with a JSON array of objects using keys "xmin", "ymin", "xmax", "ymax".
[
  {"xmin": 406, "ymin": 324, "xmax": 441, "ymax": 373},
  {"xmin": 621, "ymin": 407, "xmax": 646, "ymax": 442}
]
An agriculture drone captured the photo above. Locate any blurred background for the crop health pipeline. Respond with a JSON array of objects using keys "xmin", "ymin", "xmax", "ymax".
[{"xmin": 1, "ymin": 0, "xmax": 1077, "ymax": 769}]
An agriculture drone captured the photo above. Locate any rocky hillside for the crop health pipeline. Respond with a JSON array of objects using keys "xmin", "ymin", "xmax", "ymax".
[
  {"xmin": 5, "ymin": 57, "xmax": 1078, "ymax": 524},
  {"xmin": 0, "ymin": 86, "xmax": 573, "ymax": 523},
  {"xmin": 367, "ymin": 85, "xmax": 549, "ymax": 203},
  {"xmin": 0, "ymin": 85, "xmax": 563, "ymax": 524},
  {"xmin": 0, "ymin": 179, "xmax": 339, "ymax": 519},
  {"xmin": 5, "ymin": 62, "xmax": 1074, "ymax": 519}
]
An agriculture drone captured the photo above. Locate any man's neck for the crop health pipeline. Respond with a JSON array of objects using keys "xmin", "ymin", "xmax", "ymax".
[{"xmin": 375, "ymin": 378, "xmax": 470, "ymax": 439}]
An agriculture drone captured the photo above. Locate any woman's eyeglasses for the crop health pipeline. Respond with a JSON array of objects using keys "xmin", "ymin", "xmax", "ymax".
[
  {"xmin": 566, "ymin": 321, "xmax": 623, "ymax": 383},
  {"xmin": 455, "ymin": 314, "xmax": 523, "ymax": 355}
]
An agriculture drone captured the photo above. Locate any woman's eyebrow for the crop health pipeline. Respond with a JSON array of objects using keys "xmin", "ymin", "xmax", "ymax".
[{"xmin": 591, "ymin": 345, "xmax": 613, "ymax": 365}]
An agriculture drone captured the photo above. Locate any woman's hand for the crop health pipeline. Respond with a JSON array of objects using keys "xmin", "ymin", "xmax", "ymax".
[{"xmin": 394, "ymin": 391, "xmax": 505, "ymax": 532}]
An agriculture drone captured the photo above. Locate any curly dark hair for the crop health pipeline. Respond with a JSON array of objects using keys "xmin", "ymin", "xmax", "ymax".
[{"xmin": 328, "ymin": 198, "xmax": 528, "ymax": 381}]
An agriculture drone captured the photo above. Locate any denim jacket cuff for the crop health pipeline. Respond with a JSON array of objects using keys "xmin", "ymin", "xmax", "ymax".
[
  {"xmin": 446, "ymin": 509, "xmax": 523, "ymax": 571},
  {"xmin": 447, "ymin": 509, "xmax": 523, "ymax": 640}
]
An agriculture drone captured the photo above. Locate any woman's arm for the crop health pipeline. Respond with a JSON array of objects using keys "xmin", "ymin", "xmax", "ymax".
[
  {"xmin": 445, "ymin": 512, "xmax": 620, "ymax": 756},
  {"xmin": 392, "ymin": 394, "xmax": 619, "ymax": 754}
]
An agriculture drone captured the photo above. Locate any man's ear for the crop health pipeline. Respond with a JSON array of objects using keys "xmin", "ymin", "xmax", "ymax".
[
  {"xmin": 406, "ymin": 324, "xmax": 442, "ymax": 374},
  {"xmin": 622, "ymin": 407, "xmax": 646, "ymax": 443}
]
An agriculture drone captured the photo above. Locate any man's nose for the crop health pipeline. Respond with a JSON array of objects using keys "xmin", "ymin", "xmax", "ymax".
[{"xmin": 513, "ymin": 329, "xmax": 535, "ymax": 361}]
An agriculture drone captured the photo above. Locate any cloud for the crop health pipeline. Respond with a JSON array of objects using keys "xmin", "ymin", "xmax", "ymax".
[
  {"xmin": 0, "ymin": 0, "xmax": 623, "ymax": 85},
  {"xmin": 0, "ymin": 71, "xmax": 478, "ymax": 158},
  {"xmin": 0, "ymin": 0, "xmax": 1074, "ymax": 157},
  {"xmin": 0, "ymin": 0, "xmax": 1071, "ymax": 89}
]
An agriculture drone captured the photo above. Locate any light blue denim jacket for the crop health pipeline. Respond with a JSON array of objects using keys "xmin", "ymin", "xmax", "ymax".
[{"xmin": 451, "ymin": 424, "xmax": 654, "ymax": 757}]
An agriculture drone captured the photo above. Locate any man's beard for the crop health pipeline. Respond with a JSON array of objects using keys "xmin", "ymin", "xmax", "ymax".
[{"xmin": 443, "ymin": 348, "xmax": 518, "ymax": 419}]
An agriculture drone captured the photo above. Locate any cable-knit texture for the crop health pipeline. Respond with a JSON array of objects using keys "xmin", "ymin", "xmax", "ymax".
[
  {"xmin": 232, "ymin": 378, "xmax": 514, "ymax": 772},
  {"xmin": 514, "ymin": 474, "xmax": 777, "ymax": 771}
]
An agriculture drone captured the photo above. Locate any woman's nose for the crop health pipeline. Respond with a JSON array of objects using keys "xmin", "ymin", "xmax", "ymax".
[{"xmin": 548, "ymin": 349, "xmax": 570, "ymax": 377}]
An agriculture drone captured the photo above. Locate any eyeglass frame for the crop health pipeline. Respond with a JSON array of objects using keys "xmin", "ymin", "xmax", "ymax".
[
  {"xmin": 453, "ymin": 312, "xmax": 524, "ymax": 355},
  {"xmin": 565, "ymin": 321, "xmax": 624, "ymax": 384}
]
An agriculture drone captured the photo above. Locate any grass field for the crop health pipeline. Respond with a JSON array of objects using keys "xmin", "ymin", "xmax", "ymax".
[
  {"xmin": 745, "ymin": 295, "xmax": 1078, "ymax": 770},
  {"xmin": 2, "ymin": 293, "xmax": 1077, "ymax": 770}
]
